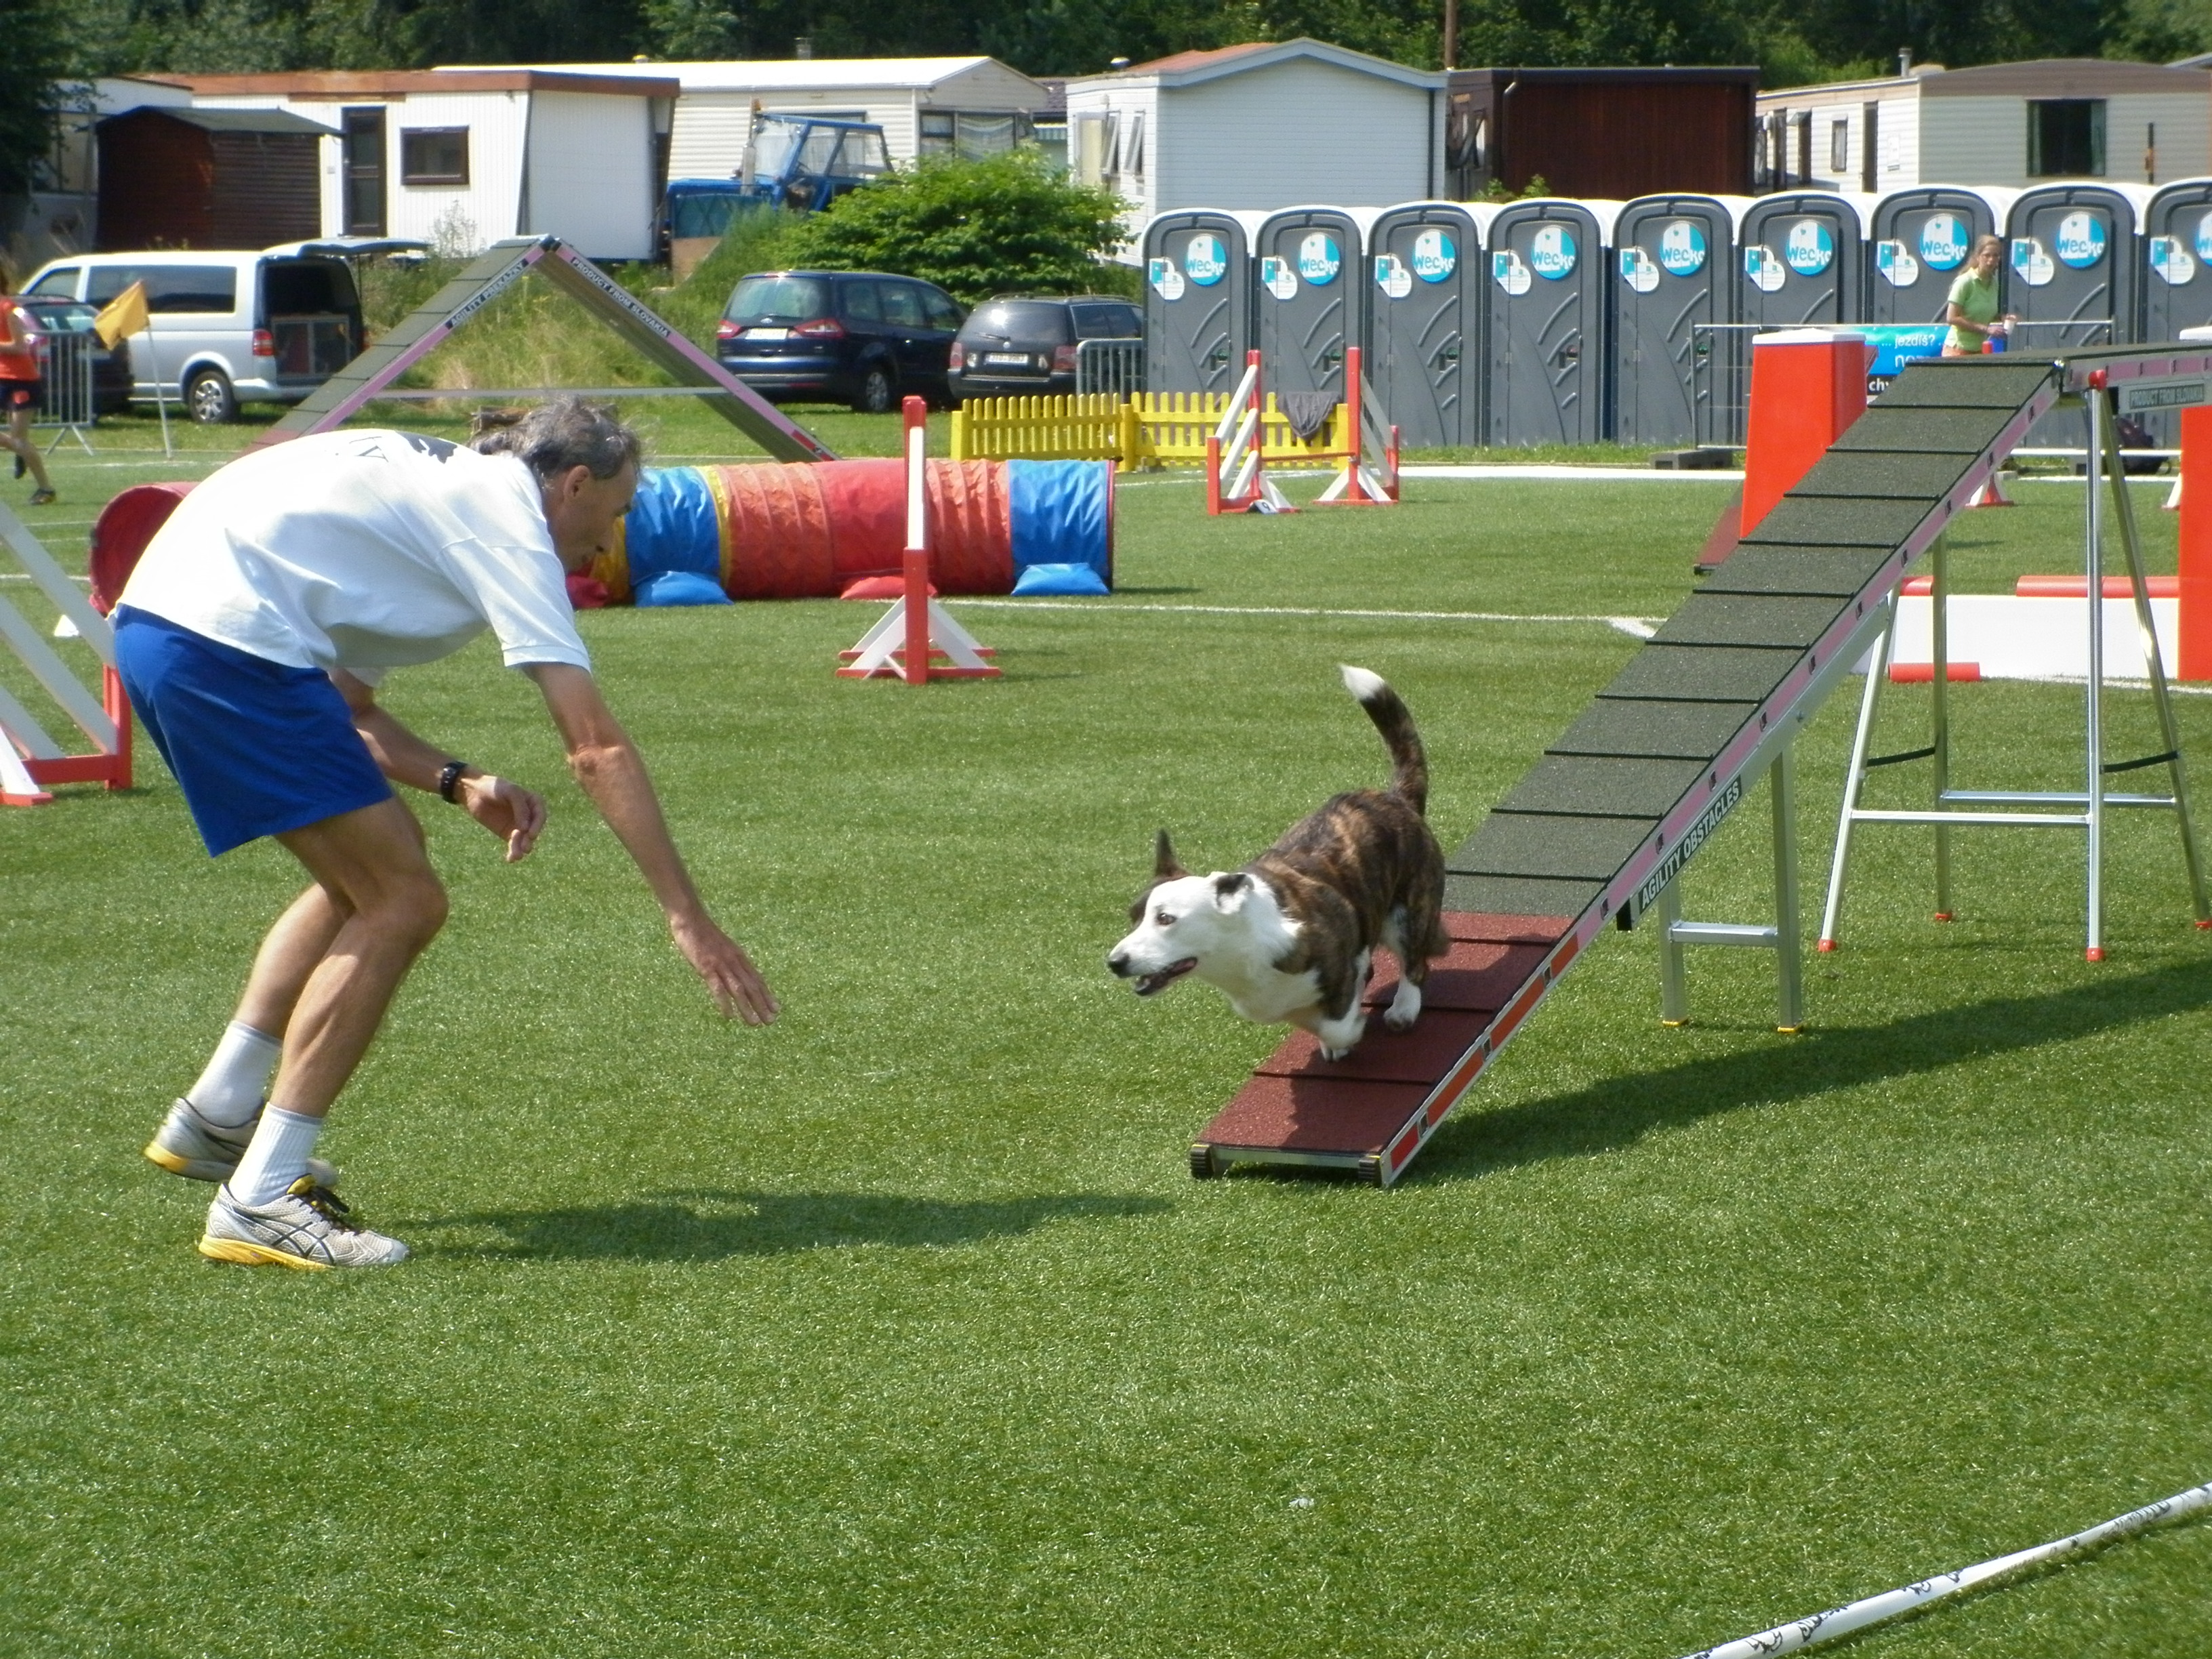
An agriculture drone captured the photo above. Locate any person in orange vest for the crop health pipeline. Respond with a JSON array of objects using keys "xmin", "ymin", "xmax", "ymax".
[{"xmin": 0, "ymin": 268, "xmax": 58, "ymax": 506}]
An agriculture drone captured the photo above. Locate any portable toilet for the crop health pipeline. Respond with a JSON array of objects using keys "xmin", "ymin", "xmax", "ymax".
[
  {"xmin": 2005, "ymin": 183, "xmax": 2150, "ymax": 345},
  {"xmin": 1252, "ymin": 205, "xmax": 1383, "ymax": 403},
  {"xmin": 1865, "ymin": 187, "xmax": 2016, "ymax": 325},
  {"xmin": 2131, "ymin": 179, "xmax": 2212, "ymax": 442},
  {"xmin": 1141, "ymin": 209, "xmax": 1266, "ymax": 395},
  {"xmin": 1483, "ymin": 197, "xmax": 1616, "ymax": 447},
  {"xmin": 1738, "ymin": 192, "xmax": 1873, "ymax": 329},
  {"xmin": 1364, "ymin": 201, "xmax": 1484, "ymax": 449},
  {"xmin": 2139, "ymin": 178, "xmax": 2212, "ymax": 339},
  {"xmin": 1610, "ymin": 194, "xmax": 1747, "ymax": 447},
  {"xmin": 2006, "ymin": 183, "xmax": 2152, "ymax": 447}
]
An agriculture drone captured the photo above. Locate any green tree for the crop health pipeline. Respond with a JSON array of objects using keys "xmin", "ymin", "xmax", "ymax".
[
  {"xmin": 778, "ymin": 149, "xmax": 1129, "ymax": 305},
  {"xmin": 1, "ymin": 0, "xmax": 76, "ymax": 201}
]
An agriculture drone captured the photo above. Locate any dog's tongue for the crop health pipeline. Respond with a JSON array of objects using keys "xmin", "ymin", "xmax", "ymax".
[{"xmin": 1136, "ymin": 959, "xmax": 1197, "ymax": 996}]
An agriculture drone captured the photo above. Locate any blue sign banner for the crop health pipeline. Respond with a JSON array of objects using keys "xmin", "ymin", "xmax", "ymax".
[{"xmin": 1861, "ymin": 323, "xmax": 1948, "ymax": 377}]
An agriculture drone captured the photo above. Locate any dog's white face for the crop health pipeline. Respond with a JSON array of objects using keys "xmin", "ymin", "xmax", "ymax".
[{"xmin": 1108, "ymin": 872, "xmax": 1255, "ymax": 996}]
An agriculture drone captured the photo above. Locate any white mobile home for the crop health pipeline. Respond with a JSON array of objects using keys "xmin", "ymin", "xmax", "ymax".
[
  {"xmin": 1063, "ymin": 39, "xmax": 1446, "ymax": 227},
  {"xmin": 512, "ymin": 57, "xmax": 1052, "ymax": 178},
  {"xmin": 154, "ymin": 69, "xmax": 678, "ymax": 259},
  {"xmin": 1758, "ymin": 58, "xmax": 2211, "ymax": 193},
  {"xmin": 8, "ymin": 77, "xmax": 193, "ymax": 269}
]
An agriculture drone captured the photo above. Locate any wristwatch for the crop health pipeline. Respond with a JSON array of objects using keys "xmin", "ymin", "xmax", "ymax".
[{"xmin": 438, "ymin": 760, "xmax": 470, "ymax": 803}]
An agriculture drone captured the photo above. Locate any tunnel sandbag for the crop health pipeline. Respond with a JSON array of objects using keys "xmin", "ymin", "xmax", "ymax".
[
  {"xmin": 598, "ymin": 457, "xmax": 1112, "ymax": 602},
  {"xmin": 1007, "ymin": 459, "xmax": 1113, "ymax": 588}
]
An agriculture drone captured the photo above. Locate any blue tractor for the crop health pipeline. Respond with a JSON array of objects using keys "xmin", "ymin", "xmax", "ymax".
[
  {"xmin": 739, "ymin": 112, "xmax": 890, "ymax": 211},
  {"xmin": 661, "ymin": 113, "xmax": 891, "ymax": 275}
]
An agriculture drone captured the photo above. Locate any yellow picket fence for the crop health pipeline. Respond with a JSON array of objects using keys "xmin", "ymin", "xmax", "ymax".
[{"xmin": 949, "ymin": 392, "xmax": 1345, "ymax": 470}]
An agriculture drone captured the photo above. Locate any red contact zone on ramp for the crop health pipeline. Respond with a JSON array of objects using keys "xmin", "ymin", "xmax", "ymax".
[{"xmin": 1192, "ymin": 913, "xmax": 1573, "ymax": 1183}]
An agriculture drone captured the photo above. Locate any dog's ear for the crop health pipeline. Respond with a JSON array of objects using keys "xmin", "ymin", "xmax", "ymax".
[
  {"xmin": 1211, "ymin": 871, "xmax": 1252, "ymax": 912},
  {"xmin": 1154, "ymin": 830, "xmax": 1187, "ymax": 880}
]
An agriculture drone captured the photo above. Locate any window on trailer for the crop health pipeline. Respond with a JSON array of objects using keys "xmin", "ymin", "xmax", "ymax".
[
  {"xmin": 1829, "ymin": 119, "xmax": 1848, "ymax": 174},
  {"xmin": 1031, "ymin": 118, "xmax": 1068, "ymax": 171},
  {"xmin": 401, "ymin": 127, "xmax": 468, "ymax": 186},
  {"xmin": 2029, "ymin": 100, "xmax": 2104, "ymax": 177}
]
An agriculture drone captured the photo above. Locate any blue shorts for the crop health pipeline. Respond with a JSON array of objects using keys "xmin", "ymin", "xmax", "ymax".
[{"xmin": 114, "ymin": 607, "xmax": 392, "ymax": 855}]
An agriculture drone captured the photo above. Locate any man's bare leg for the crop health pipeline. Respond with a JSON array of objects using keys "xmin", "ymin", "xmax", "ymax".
[
  {"xmin": 211, "ymin": 794, "xmax": 444, "ymax": 1242},
  {"xmin": 233, "ymin": 884, "xmax": 350, "ymax": 1042},
  {"xmin": 265, "ymin": 796, "xmax": 448, "ymax": 1118}
]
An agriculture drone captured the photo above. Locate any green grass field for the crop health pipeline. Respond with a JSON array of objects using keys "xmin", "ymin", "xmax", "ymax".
[{"xmin": 3, "ymin": 420, "xmax": 2209, "ymax": 1658}]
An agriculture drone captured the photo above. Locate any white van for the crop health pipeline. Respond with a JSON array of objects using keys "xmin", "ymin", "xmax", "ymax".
[{"xmin": 19, "ymin": 243, "xmax": 383, "ymax": 424}]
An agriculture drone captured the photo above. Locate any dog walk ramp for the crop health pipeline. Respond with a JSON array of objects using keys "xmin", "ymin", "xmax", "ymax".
[
  {"xmin": 251, "ymin": 237, "xmax": 836, "ymax": 463},
  {"xmin": 1192, "ymin": 355, "xmax": 2075, "ymax": 1185}
]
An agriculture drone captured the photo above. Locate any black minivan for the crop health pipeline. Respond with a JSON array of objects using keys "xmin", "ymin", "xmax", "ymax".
[
  {"xmin": 716, "ymin": 270, "xmax": 965, "ymax": 413},
  {"xmin": 948, "ymin": 295, "xmax": 1142, "ymax": 401}
]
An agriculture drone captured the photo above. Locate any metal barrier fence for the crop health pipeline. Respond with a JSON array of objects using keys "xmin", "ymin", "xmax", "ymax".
[
  {"xmin": 1076, "ymin": 337, "xmax": 1144, "ymax": 398},
  {"xmin": 32, "ymin": 329, "xmax": 97, "ymax": 453},
  {"xmin": 1690, "ymin": 323, "xmax": 1757, "ymax": 451}
]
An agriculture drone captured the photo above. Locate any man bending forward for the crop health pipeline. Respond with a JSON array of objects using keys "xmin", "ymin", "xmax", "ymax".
[{"xmin": 118, "ymin": 401, "xmax": 777, "ymax": 1269}]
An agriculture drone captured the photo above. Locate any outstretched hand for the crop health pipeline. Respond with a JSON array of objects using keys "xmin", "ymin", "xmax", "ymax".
[
  {"xmin": 459, "ymin": 773, "xmax": 548, "ymax": 862},
  {"xmin": 673, "ymin": 914, "xmax": 780, "ymax": 1024}
]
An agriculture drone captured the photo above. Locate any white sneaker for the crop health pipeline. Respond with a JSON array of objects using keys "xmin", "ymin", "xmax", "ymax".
[
  {"xmin": 144, "ymin": 1097, "xmax": 341, "ymax": 1187},
  {"xmin": 199, "ymin": 1177, "xmax": 409, "ymax": 1270},
  {"xmin": 143, "ymin": 1097, "xmax": 257, "ymax": 1182}
]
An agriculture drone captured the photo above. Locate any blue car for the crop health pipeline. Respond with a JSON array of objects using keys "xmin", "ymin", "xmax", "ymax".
[{"xmin": 716, "ymin": 270, "xmax": 966, "ymax": 413}]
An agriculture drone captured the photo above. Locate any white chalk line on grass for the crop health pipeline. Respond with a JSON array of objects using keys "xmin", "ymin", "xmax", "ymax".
[
  {"xmin": 949, "ymin": 598, "xmax": 1664, "ymax": 634},
  {"xmin": 1401, "ymin": 464, "xmax": 1745, "ymax": 483},
  {"xmin": 1678, "ymin": 1479, "xmax": 2211, "ymax": 1659}
]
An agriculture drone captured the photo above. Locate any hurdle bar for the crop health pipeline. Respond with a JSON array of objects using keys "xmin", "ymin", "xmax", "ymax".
[
  {"xmin": 1679, "ymin": 1479, "xmax": 2211, "ymax": 1659},
  {"xmin": 838, "ymin": 398, "xmax": 1000, "ymax": 683},
  {"xmin": 0, "ymin": 499, "xmax": 131, "ymax": 806}
]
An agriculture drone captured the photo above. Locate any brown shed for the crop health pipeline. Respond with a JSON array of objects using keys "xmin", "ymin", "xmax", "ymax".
[
  {"xmin": 96, "ymin": 106, "xmax": 335, "ymax": 250},
  {"xmin": 1447, "ymin": 68, "xmax": 1761, "ymax": 200}
]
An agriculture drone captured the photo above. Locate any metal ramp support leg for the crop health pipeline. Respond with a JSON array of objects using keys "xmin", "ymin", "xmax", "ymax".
[
  {"xmin": 1656, "ymin": 745, "xmax": 1804, "ymax": 1033},
  {"xmin": 1818, "ymin": 382, "xmax": 2212, "ymax": 958}
]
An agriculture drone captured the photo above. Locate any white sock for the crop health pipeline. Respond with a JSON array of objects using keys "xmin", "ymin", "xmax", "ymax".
[
  {"xmin": 225, "ymin": 1107, "xmax": 323, "ymax": 1207},
  {"xmin": 186, "ymin": 1021, "xmax": 281, "ymax": 1128}
]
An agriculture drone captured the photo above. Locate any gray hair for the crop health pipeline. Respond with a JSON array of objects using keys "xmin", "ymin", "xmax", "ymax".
[{"xmin": 468, "ymin": 397, "xmax": 642, "ymax": 483}]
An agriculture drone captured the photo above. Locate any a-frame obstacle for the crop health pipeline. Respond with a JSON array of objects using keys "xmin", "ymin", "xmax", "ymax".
[{"xmin": 250, "ymin": 235, "xmax": 838, "ymax": 461}]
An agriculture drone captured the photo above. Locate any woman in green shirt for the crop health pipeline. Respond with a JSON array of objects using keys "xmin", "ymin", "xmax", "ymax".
[{"xmin": 1944, "ymin": 234, "xmax": 2014, "ymax": 356}]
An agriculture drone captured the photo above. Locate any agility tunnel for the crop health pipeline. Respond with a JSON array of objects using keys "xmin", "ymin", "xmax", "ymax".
[
  {"xmin": 1189, "ymin": 343, "xmax": 2212, "ymax": 1186},
  {"xmin": 586, "ymin": 457, "xmax": 1114, "ymax": 606},
  {"xmin": 85, "ymin": 457, "xmax": 1114, "ymax": 616}
]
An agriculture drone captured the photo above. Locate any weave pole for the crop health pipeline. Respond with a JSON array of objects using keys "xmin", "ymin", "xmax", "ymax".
[{"xmin": 1678, "ymin": 1480, "xmax": 2212, "ymax": 1659}]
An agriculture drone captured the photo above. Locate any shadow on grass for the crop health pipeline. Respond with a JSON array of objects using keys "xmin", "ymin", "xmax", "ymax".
[
  {"xmin": 1418, "ymin": 958, "xmax": 2212, "ymax": 1182},
  {"xmin": 412, "ymin": 1187, "xmax": 1170, "ymax": 1261}
]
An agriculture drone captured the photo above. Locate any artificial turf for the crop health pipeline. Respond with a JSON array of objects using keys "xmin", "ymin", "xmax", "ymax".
[{"xmin": 2, "ymin": 425, "xmax": 2209, "ymax": 1658}]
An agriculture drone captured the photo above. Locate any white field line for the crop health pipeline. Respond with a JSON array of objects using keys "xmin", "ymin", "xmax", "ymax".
[
  {"xmin": 949, "ymin": 598, "xmax": 1664, "ymax": 628},
  {"xmin": 1399, "ymin": 464, "xmax": 1744, "ymax": 482}
]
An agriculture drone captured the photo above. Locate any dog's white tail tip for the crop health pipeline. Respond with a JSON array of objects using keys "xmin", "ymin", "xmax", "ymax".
[{"xmin": 1339, "ymin": 664, "xmax": 1387, "ymax": 703}]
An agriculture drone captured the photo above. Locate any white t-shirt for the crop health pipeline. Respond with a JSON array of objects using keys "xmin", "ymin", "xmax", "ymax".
[{"xmin": 120, "ymin": 430, "xmax": 590, "ymax": 682}]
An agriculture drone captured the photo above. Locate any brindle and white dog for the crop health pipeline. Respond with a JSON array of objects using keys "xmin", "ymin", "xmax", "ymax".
[{"xmin": 1107, "ymin": 666, "xmax": 1448, "ymax": 1059}]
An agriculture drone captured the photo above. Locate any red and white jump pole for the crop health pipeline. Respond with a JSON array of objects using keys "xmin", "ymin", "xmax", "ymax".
[
  {"xmin": 838, "ymin": 397, "xmax": 999, "ymax": 682},
  {"xmin": 1314, "ymin": 344, "xmax": 1399, "ymax": 506}
]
